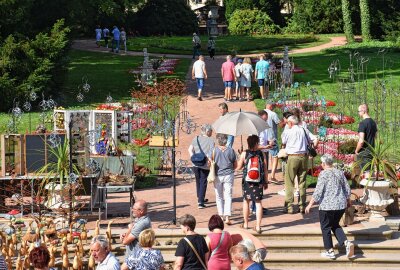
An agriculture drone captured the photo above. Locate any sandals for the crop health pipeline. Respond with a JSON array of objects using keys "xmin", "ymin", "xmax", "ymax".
[
  {"xmin": 239, "ymin": 223, "xmax": 249, "ymax": 230},
  {"xmin": 253, "ymin": 227, "xmax": 262, "ymax": 234},
  {"xmin": 224, "ymin": 220, "xmax": 233, "ymax": 226}
]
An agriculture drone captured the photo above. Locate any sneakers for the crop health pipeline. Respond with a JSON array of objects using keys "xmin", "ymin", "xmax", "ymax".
[
  {"xmin": 277, "ymin": 189, "xmax": 286, "ymax": 196},
  {"xmin": 321, "ymin": 250, "xmax": 335, "ymax": 259},
  {"xmin": 197, "ymin": 97, "xmax": 203, "ymax": 101},
  {"xmin": 294, "ymin": 190, "xmax": 300, "ymax": 197},
  {"xmin": 198, "ymin": 204, "xmax": 206, "ymax": 209},
  {"xmin": 345, "ymin": 240, "xmax": 355, "ymax": 258}
]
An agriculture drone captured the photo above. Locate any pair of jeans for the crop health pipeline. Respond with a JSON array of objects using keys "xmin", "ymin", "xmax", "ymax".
[
  {"xmin": 213, "ymin": 174, "xmax": 234, "ymax": 216},
  {"xmin": 319, "ymin": 209, "xmax": 347, "ymax": 250},
  {"xmin": 112, "ymin": 39, "xmax": 120, "ymax": 52},
  {"xmin": 193, "ymin": 167, "xmax": 209, "ymax": 204},
  {"xmin": 284, "ymin": 155, "xmax": 308, "ymax": 211},
  {"xmin": 193, "ymin": 46, "xmax": 201, "ymax": 59}
]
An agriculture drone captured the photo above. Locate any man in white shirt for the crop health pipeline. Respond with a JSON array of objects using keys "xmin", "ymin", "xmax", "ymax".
[
  {"xmin": 281, "ymin": 115, "xmax": 317, "ymax": 214},
  {"xmin": 91, "ymin": 235, "xmax": 121, "ymax": 270},
  {"xmin": 264, "ymin": 102, "xmax": 281, "ymax": 182},
  {"xmin": 192, "ymin": 55, "xmax": 208, "ymax": 101}
]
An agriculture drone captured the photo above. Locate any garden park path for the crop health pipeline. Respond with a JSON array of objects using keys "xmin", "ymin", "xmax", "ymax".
[{"xmin": 71, "ymin": 37, "xmax": 368, "ymax": 232}]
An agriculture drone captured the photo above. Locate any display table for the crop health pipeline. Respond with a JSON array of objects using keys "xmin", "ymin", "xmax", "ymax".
[{"xmin": 94, "ymin": 184, "xmax": 134, "ymax": 220}]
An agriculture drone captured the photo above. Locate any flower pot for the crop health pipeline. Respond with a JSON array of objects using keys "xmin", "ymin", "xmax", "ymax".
[{"xmin": 360, "ymin": 178, "xmax": 394, "ymax": 222}]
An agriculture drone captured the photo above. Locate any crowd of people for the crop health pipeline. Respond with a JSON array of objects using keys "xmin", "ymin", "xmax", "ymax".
[
  {"xmin": 95, "ymin": 25, "xmax": 127, "ymax": 53},
  {"xmin": 187, "ymin": 100, "xmax": 375, "ymax": 262},
  {"xmin": 191, "ymin": 53, "xmax": 271, "ymax": 102}
]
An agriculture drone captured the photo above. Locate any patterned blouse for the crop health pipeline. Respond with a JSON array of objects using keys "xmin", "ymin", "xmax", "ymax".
[
  {"xmin": 125, "ymin": 248, "xmax": 164, "ymax": 270},
  {"xmin": 312, "ymin": 168, "xmax": 351, "ymax": 211}
]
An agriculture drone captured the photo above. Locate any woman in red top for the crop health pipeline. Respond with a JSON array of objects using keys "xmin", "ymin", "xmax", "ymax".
[{"xmin": 205, "ymin": 215, "xmax": 233, "ymax": 270}]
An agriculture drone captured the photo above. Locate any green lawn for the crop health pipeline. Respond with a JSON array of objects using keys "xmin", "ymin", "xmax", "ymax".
[
  {"xmin": 126, "ymin": 34, "xmax": 330, "ymax": 55},
  {"xmin": 253, "ymin": 42, "xmax": 400, "ymax": 154},
  {"xmin": 0, "ymin": 49, "xmax": 191, "ymax": 134}
]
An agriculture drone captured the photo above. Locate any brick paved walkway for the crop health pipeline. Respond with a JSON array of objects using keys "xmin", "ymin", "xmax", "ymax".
[{"xmin": 86, "ymin": 49, "xmax": 367, "ymax": 231}]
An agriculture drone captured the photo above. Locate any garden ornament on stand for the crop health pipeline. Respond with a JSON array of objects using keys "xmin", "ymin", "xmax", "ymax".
[{"xmin": 354, "ymin": 137, "xmax": 398, "ymax": 222}]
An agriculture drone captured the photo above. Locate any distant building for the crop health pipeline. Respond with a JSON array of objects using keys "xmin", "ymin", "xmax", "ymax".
[{"xmin": 187, "ymin": 0, "xmax": 224, "ymax": 11}]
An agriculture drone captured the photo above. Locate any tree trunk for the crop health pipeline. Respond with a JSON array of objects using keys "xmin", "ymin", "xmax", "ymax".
[
  {"xmin": 341, "ymin": 0, "xmax": 354, "ymax": 42},
  {"xmin": 359, "ymin": 0, "xmax": 372, "ymax": 41}
]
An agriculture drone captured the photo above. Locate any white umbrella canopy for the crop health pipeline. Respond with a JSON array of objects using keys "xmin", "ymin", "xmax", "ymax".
[{"xmin": 212, "ymin": 111, "xmax": 270, "ymax": 136}]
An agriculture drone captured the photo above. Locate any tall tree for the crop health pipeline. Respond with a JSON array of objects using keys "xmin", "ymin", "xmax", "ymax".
[
  {"xmin": 341, "ymin": 0, "xmax": 354, "ymax": 42},
  {"xmin": 359, "ymin": 0, "xmax": 371, "ymax": 41}
]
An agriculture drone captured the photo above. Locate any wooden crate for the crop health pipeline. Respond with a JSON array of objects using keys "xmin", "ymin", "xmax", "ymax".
[{"xmin": 1, "ymin": 134, "xmax": 25, "ymax": 177}]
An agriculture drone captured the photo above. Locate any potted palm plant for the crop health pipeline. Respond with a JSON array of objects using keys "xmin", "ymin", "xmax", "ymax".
[
  {"xmin": 355, "ymin": 136, "xmax": 398, "ymax": 221},
  {"xmin": 36, "ymin": 139, "xmax": 80, "ymax": 218}
]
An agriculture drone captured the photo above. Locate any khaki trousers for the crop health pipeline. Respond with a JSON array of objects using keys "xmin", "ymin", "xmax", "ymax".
[{"xmin": 284, "ymin": 155, "xmax": 308, "ymax": 211}]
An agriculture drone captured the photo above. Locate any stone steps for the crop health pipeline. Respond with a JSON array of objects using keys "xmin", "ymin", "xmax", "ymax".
[{"xmin": 51, "ymin": 225, "xmax": 400, "ymax": 269}]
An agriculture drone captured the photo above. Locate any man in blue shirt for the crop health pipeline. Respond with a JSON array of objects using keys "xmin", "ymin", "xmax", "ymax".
[
  {"xmin": 254, "ymin": 55, "xmax": 270, "ymax": 99},
  {"xmin": 103, "ymin": 27, "xmax": 110, "ymax": 48},
  {"xmin": 111, "ymin": 26, "xmax": 120, "ymax": 53},
  {"xmin": 218, "ymin": 102, "xmax": 234, "ymax": 147}
]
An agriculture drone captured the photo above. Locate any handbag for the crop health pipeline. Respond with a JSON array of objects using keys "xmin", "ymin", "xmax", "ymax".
[
  {"xmin": 191, "ymin": 136, "xmax": 207, "ymax": 166},
  {"xmin": 302, "ymin": 127, "xmax": 317, "ymax": 157},
  {"xmin": 207, "ymin": 148, "xmax": 216, "ymax": 183},
  {"xmin": 184, "ymin": 237, "xmax": 207, "ymax": 270}
]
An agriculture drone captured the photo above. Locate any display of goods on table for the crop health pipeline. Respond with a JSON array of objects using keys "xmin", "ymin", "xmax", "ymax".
[
  {"xmin": 303, "ymin": 111, "xmax": 355, "ymax": 125},
  {"xmin": 317, "ymin": 128, "xmax": 358, "ymax": 164}
]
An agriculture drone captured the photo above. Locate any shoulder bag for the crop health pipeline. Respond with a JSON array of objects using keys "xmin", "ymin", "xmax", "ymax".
[
  {"xmin": 207, "ymin": 148, "xmax": 216, "ymax": 183},
  {"xmin": 184, "ymin": 237, "xmax": 207, "ymax": 270},
  {"xmin": 191, "ymin": 136, "xmax": 207, "ymax": 166},
  {"xmin": 302, "ymin": 128, "xmax": 317, "ymax": 157}
]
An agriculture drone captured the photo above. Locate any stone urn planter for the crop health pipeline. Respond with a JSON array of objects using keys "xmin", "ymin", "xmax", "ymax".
[
  {"xmin": 360, "ymin": 178, "xmax": 394, "ymax": 222},
  {"xmin": 208, "ymin": 5, "xmax": 219, "ymax": 37}
]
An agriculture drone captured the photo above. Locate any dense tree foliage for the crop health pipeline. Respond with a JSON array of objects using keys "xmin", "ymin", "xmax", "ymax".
[
  {"xmin": 341, "ymin": 0, "xmax": 354, "ymax": 42},
  {"xmin": 285, "ymin": 0, "xmax": 343, "ymax": 34},
  {"xmin": 228, "ymin": 9, "xmax": 279, "ymax": 35},
  {"xmin": 134, "ymin": 0, "xmax": 197, "ymax": 36},
  {"xmin": 359, "ymin": 0, "xmax": 371, "ymax": 41},
  {"xmin": 225, "ymin": 0, "xmax": 283, "ymax": 26},
  {"xmin": 0, "ymin": 20, "xmax": 70, "ymax": 111}
]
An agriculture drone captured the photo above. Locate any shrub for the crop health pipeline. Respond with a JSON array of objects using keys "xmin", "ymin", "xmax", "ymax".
[
  {"xmin": 228, "ymin": 9, "xmax": 279, "ymax": 35},
  {"xmin": 0, "ymin": 19, "xmax": 70, "ymax": 111},
  {"xmin": 338, "ymin": 140, "xmax": 358, "ymax": 154},
  {"xmin": 284, "ymin": 0, "xmax": 343, "ymax": 34},
  {"xmin": 134, "ymin": 0, "xmax": 197, "ymax": 36}
]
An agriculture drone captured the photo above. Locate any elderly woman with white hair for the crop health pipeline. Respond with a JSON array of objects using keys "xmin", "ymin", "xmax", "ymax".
[
  {"xmin": 189, "ymin": 124, "xmax": 215, "ymax": 209},
  {"xmin": 305, "ymin": 154, "xmax": 354, "ymax": 260},
  {"xmin": 238, "ymin": 239, "xmax": 266, "ymax": 269}
]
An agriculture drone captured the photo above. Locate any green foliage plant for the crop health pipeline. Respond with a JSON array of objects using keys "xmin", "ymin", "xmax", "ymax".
[
  {"xmin": 35, "ymin": 139, "xmax": 79, "ymax": 209},
  {"xmin": 0, "ymin": 19, "xmax": 70, "ymax": 112},
  {"xmin": 338, "ymin": 139, "xmax": 358, "ymax": 154},
  {"xmin": 359, "ymin": 0, "xmax": 372, "ymax": 41},
  {"xmin": 341, "ymin": 0, "xmax": 354, "ymax": 42},
  {"xmin": 228, "ymin": 9, "xmax": 279, "ymax": 35},
  {"xmin": 134, "ymin": 0, "xmax": 197, "ymax": 36}
]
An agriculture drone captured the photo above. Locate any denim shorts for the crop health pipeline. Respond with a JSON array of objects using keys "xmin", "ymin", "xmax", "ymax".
[
  {"xmin": 269, "ymin": 145, "xmax": 279, "ymax": 157},
  {"xmin": 258, "ymin": 79, "xmax": 265, "ymax": 86},
  {"xmin": 224, "ymin": 81, "xmax": 234, "ymax": 88},
  {"xmin": 196, "ymin": 78, "xmax": 204, "ymax": 90}
]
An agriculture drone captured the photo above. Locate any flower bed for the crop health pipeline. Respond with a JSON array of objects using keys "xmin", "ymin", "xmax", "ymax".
[
  {"xmin": 273, "ymin": 99, "xmax": 336, "ymax": 109},
  {"xmin": 303, "ymin": 111, "xmax": 355, "ymax": 125},
  {"xmin": 317, "ymin": 128, "xmax": 358, "ymax": 164}
]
